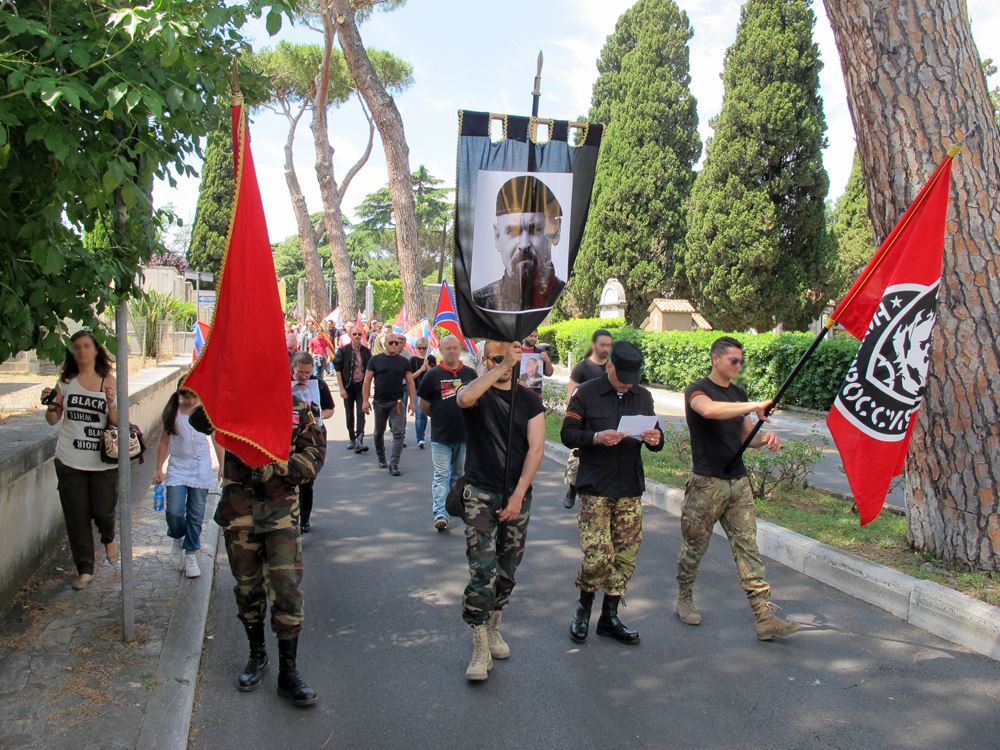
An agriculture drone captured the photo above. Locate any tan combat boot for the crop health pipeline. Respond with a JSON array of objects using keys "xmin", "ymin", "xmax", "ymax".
[
  {"xmin": 753, "ymin": 601, "xmax": 801, "ymax": 641},
  {"xmin": 486, "ymin": 610, "xmax": 511, "ymax": 659},
  {"xmin": 675, "ymin": 586, "xmax": 702, "ymax": 626},
  {"xmin": 465, "ymin": 625, "xmax": 493, "ymax": 681}
]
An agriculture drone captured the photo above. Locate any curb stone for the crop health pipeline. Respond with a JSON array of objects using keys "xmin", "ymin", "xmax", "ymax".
[
  {"xmin": 135, "ymin": 489, "xmax": 221, "ymax": 750},
  {"xmin": 544, "ymin": 440, "xmax": 1000, "ymax": 662}
]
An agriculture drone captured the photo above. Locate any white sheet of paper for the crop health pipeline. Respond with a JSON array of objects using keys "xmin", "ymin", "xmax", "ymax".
[{"xmin": 616, "ymin": 415, "xmax": 659, "ymax": 437}]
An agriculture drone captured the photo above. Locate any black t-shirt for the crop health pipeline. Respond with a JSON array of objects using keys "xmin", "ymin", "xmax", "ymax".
[
  {"xmin": 409, "ymin": 354, "xmax": 437, "ymax": 390},
  {"xmin": 417, "ymin": 364, "xmax": 477, "ymax": 444},
  {"xmin": 684, "ymin": 377, "xmax": 749, "ymax": 479},
  {"xmin": 463, "ymin": 385, "xmax": 544, "ymax": 496},
  {"xmin": 367, "ymin": 353, "xmax": 411, "ymax": 403},
  {"xmin": 570, "ymin": 358, "xmax": 607, "ymax": 386}
]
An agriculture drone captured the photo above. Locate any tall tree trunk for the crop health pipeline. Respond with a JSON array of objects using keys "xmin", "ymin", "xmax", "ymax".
[
  {"xmin": 282, "ymin": 104, "xmax": 326, "ymax": 318},
  {"xmin": 332, "ymin": 0, "xmax": 425, "ymax": 319},
  {"xmin": 311, "ymin": 10, "xmax": 357, "ymax": 320},
  {"xmin": 824, "ymin": 0, "xmax": 1000, "ymax": 570}
]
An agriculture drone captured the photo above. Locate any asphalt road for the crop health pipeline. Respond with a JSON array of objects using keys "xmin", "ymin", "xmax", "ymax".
[{"xmin": 190, "ymin": 411, "xmax": 999, "ymax": 750}]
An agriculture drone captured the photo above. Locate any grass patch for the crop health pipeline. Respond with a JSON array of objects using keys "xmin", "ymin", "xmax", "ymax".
[{"xmin": 544, "ymin": 412, "xmax": 1000, "ymax": 608}]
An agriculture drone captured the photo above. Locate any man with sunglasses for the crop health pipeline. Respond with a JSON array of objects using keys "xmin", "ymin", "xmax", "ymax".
[
  {"xmin": 333, "ymin": 327, "xmax": 372, "ymax": 453},
  {"xmin": 408, "ymin": 337, "xmax": 437, "ymax": 449},
  {"xmin": 456, "ymin": 340, "xmax": 545, "ymax": 681},
  {"xmin": 677, "ymin": 336, "xmax": 800, "ymax": 641},
  {"xmin": 363, "ymin": 334, "xmax": 416, "ymax": 476}
]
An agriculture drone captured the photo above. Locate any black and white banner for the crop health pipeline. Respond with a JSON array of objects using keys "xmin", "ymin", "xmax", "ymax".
[{"xmin": 453, "ymin": 110, "xmax": 603, "ymax": 342}]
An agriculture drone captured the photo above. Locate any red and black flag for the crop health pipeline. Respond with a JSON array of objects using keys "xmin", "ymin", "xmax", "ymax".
[
  {"xmin": 182, "ymin": 97, "xmax": 292, "ymax": 468},
  {"xmin": 826, "ymin": 149, "xmax": 957, "ymax": 524},
  {"xmin": 453, "ymin": 111, "xmax": 603, "ymax": 342}
]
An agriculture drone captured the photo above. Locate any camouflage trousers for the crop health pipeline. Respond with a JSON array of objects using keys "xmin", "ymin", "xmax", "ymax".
[
  {"xmin": 462, "ymin": 484, "xmax": 532, "ymax": 627},
  {"xmin": 222, "ymin": 498, "xmax": 304, "ymax": 640},
  {"xmin": 576, "ymin": 495, "xmax": 643, "ymax": 596},
  {"xmin": 564, "ymin": 449, "xmax": 579, "ymax": 487},
  {"xmin": 676, "ymin": 475, "xmax": 771, "ymax": 607}
]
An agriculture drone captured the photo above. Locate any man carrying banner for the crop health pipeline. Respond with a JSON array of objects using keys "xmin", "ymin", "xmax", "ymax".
[
  {"xmin": 190, "ymin": 400, "xmax": 326, "ymax": 705},
  {"xmin": 456, "ymin": 340, "xmax": 544, "ymax": 681},
  {"xmin": 676, "ymin": 336, "xmax": 800, "ymax": 641}
]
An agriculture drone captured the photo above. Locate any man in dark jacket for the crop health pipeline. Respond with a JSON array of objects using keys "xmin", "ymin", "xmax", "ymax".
[
  {"xmin": 190, "ymin": 399, "xmax": 326, "ymax": 707},
  {"xmin": 333, "ymin": 328, "xmax": 372, "ymax": 453},
  {"xmin": 560, "ymin": 341, "xmax": 663, "ymax": 645}
]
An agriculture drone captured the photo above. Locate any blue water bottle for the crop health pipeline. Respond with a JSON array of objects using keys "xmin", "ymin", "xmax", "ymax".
[{"xmin": 153, "ymin": 483, "xmax": 165, "ymax": 512}]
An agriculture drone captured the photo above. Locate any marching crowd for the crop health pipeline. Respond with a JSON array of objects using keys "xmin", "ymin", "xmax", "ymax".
[{"xmin": 40, "ymin": 324, "xmax": 800, "ymax": 703}]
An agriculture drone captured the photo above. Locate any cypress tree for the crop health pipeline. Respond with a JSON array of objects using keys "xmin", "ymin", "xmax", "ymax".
[
  {"xmin": 187, "ymin": 122, "xmax": 234, "ymax": 278},
  {"xmin": 571, "ymin": 0, "xmax": 701, "ymax": 324},
  {"xmin": 684, "ymin": 0, "xmax": 833, "ymax": 331},
  {"xmin": 831, "ymin": 150, "xmax": 876, "ymax": 298}
]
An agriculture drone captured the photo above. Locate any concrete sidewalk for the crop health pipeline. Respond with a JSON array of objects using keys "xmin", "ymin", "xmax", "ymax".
[
  {"xmin": 551, "ymin": 367, "xmax": 905, "ymax": 511},
  {"xmin": 0, "ymin": 438, "xmax": 220, "ymax": 750}
]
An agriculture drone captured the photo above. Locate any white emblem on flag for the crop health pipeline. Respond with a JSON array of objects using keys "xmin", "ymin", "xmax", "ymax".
[{"xmin": 833, "ymin": 281, "xmax": 939, "ymax": 441}]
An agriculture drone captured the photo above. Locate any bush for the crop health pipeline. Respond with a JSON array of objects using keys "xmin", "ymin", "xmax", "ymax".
[
  {"xmin": 537, "ymin": 320, "xmax": 859, "ymax": 411},
  {"xmin": 370, "ymin": 279, "xmax": 404, "ymax": 322},
  {"xmin": 538, "ymin": 318, "xmax": 627, "ymax": 363},
  {"xmin": 744, "ymin": 438, "xmax": 825, "ymax": 500}
]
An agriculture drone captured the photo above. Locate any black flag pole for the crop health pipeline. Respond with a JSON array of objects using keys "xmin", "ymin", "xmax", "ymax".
[
  {"xmin": 499, "ymin": 50, "xmax": 544, "ymax": 513},
  {"xmin": 726, "ymin": 318, "xmax": 835, "ymax": 472}
]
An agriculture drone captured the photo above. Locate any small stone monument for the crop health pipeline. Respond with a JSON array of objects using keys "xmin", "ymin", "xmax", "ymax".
[{"xmin": 598, "ymin": 277, "xmax": 627, "ymax": 319}]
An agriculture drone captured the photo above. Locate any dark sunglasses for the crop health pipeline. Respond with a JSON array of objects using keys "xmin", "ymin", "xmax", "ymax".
[
  {"xmin": 386, "ymin": 340, "xmax": 403, "ymax": 346},
  {"xmin": 351, "ymin": 332, "xmax": 362, "ymax": 337},
  {"xmin": 489, "ymin": 355, "xmax": 505, "ymax": 364},
  {"xmin": 728, "ymin": 356, "xmax": 744, "ymax": 366},
  {"xmin": 416, "ymin": 346, "xmax": 428, "ymax": 350}
]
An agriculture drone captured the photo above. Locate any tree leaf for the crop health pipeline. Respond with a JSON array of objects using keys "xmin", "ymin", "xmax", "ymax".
[
  {"xmin": 108, "ymin": 83, "xmax": 128, "ymax": 108},
  {"xmin": 125, "ymin": 88, "xmax": 142, "ymax": 112},
  {"xmin": 70, "ymin": 45, "xmax": 91, "ymax": 69},
  {"xmin": 161, "ymin": 45, "xmax": 180, "ymax": 67},
  {"xmin": 265, "ymin": 9, "xmax": 283, "ymax": 35}
]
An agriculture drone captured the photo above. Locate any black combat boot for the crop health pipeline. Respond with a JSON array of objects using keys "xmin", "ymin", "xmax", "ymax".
[
  {"xmin": 563, "ymin": 485, "xmax": 577, "ymax": 510},
  {"xmin": 596, "ymin": 595, "xmax": 640, "ymax": 645},
  {"xmin": 237, "ymin": 622, "xmax": 268, "ymax": 692},
  {"xmin": 354, "ymin": 435, "xmax": 369, "ymax": 454},
  {"xmin": 569, "ymin": 589, "xmax": 595, "ymax": 643},
  {"xmin": 276, "ymin": 637, "xmax": 317, "ymax": 707}
]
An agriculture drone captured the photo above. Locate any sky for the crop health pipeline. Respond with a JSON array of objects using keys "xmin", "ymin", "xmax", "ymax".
[{"xmin": 154, "ymin": 0, "xmax": 1000, "ymax": 246}]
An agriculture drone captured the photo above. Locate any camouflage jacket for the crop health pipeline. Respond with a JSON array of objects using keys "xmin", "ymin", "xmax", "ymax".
[{"xmin": 189, "ymin": 400, "xmax": 327, "ymax": 524}]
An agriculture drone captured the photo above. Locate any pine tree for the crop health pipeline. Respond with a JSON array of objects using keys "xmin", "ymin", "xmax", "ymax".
[
  {"xmin": 684, "ymin": 0, "xmax": 832, "ymax": 331},
  {"xmin": 570, "ymin": 0, "xmax": 701, "ymax": 324},
  {"xmin": 187, "ymin": 122, "xmax": 234, "ymax": 278},
  {"xmin": 831, "ymin": 151, "xmax": 875, "ymax": 298}
]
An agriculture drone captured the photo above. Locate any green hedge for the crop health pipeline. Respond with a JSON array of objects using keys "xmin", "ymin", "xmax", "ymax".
[
  {"xmin": 370, "ymin": 279, "xmax": 404, "ymax": 322},
  {"xmin": 538, "ymin": 319, "xmax": 859, "ymax": 411},
  {"xmin": 538, "ymin": 318, "xmax": 627, "ymax": 361}
]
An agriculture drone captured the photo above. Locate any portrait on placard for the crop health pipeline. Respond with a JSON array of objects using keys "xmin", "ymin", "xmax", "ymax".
[
  {"xmin": 470, "ymin": 170, "xmax": 573, "ymax": 314},
  {"xmin": 518, "ymin": 352, "xmax": 543, "ymax": 391}
]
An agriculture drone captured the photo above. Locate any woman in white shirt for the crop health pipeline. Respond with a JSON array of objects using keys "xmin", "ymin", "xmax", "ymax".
[
  {"xmin": 152, "ymin": 388, "xmax": 222, "ymax": 578},
  {"xmin": 42, "ymin": 331, "xmax": 119, "ymax": 591}
]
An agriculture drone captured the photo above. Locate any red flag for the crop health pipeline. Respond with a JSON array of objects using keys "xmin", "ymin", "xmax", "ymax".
[
  {"xmin": 182, "ymin": 100, "xmax": 292, "ymax": 468},
  {"xmin": 433, "ymin": 280, "xmax": 478, "ymax": 357},
  {"xmin": 826, "ymin": 150, "xmax": 956, "ymax": 524}
]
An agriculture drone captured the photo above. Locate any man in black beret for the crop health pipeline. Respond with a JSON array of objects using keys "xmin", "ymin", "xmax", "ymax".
[
  {"xmin": 472, "ymin": 174, "xmax": 565, "ymax": 312},
  {"xmin": 560, "ymin": 341, "xmax": 664, "ymax": 645}
]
